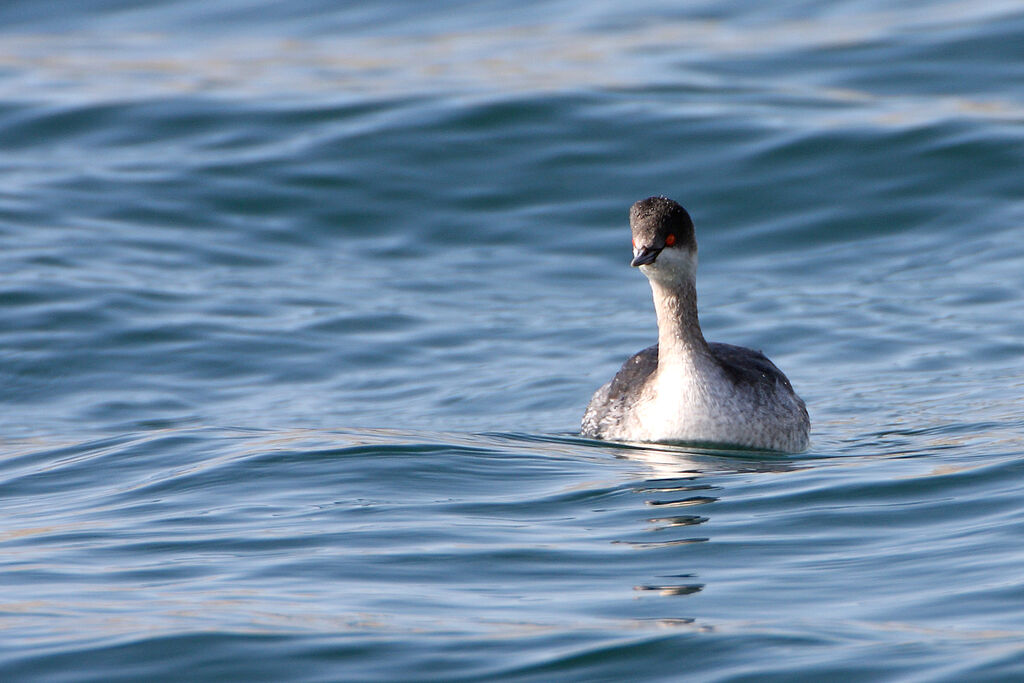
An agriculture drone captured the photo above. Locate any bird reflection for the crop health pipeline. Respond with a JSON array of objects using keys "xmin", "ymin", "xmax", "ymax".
[{"xmin": 610, "ymin": 443, "xmax": 800, "ymax": 602}]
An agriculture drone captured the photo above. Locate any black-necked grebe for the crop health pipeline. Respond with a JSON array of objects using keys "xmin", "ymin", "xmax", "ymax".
[{"xmin": 581, "ymin": 196, "xmax": 810, "ymax": 452}]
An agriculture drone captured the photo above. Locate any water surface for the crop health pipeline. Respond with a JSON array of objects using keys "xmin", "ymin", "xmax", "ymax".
[{"xmin": 2, "ymin": 0, "xmax": 1024, "ymax": 680}]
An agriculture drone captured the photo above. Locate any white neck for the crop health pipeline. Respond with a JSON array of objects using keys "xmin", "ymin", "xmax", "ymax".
[
  {"xmin": 641, "ymin": 249, "xmax": 709, "ymax": 367},
  {"xmin": 650, "ymin": 278, "xmax": 709, "ymax": 366}
]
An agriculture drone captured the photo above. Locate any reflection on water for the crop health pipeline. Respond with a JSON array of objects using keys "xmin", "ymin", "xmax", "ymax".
[
  {"xmin": 647, "ymin": 515, "xmax": 708, "ymax": 530},
  {"xmin": 607, "ymin": 444, "xmax": 803, "ymax": 609}
]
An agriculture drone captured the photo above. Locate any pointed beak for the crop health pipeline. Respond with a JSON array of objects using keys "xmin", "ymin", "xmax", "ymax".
[{"xmin": 630, "ymin": 245, "xmax": 661, "ymax": 267}]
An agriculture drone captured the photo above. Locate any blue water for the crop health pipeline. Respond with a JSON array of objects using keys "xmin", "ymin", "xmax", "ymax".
[{"xmin": 3, "ymin": 1, "xmax": 1024, "ymax": 680}]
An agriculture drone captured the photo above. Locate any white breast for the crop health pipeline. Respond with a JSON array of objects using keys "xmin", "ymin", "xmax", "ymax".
[{"xmin": 631, "ymin": 359, "xmax": 730, "ymax": 444}]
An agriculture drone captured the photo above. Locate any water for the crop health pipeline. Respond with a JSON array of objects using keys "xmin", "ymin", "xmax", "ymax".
[{"xmin": 2, "ymin": 1, "xmax": 1024, "ymax": 680}]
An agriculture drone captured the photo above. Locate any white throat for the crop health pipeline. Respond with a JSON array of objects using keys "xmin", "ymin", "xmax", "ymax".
[{"xmin": 639, "ymin": 248, "xmax": 708, "ymax": 362}]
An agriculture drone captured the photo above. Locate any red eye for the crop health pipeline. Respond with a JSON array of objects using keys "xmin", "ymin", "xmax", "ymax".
[
  {"xmin": 632, "ymin": 238, "xmax": 636, "ymax": 248},
  {"xmin": 665, "ymin": 234, "xmax": 676, "ymax": 246}
]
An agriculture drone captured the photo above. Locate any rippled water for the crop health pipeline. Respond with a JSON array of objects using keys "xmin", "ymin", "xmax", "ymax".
[{"xmin": 3, "ymin": 1, "xmax": 1024, "ymax": 680}]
